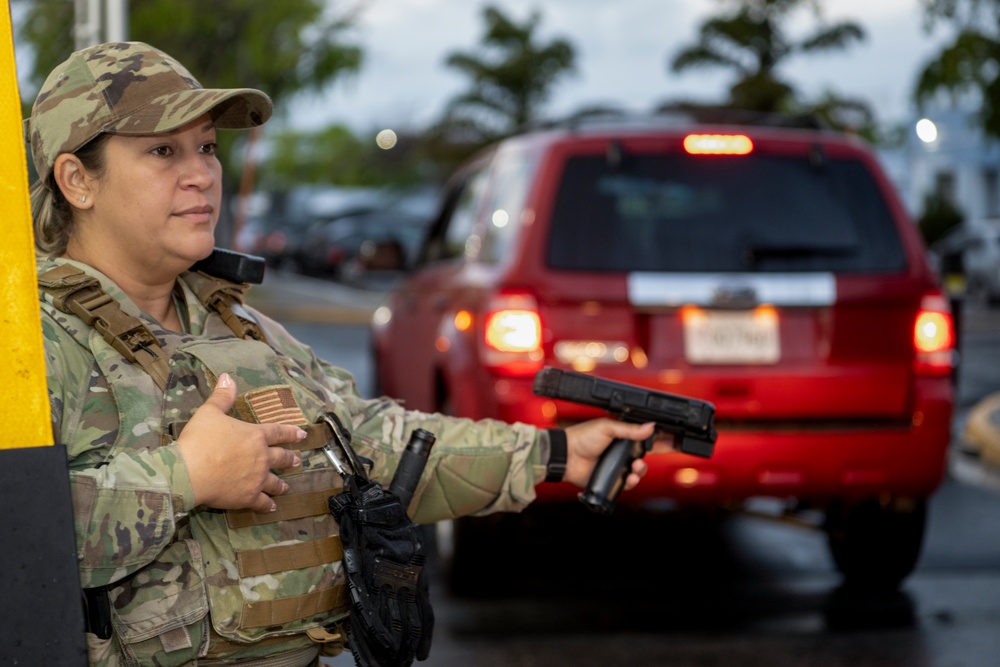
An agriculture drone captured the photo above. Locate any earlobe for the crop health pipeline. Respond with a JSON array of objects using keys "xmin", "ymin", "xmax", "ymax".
[{"xmin": 52, "ymin": 154, "xmax": 93, "ymax": 209}]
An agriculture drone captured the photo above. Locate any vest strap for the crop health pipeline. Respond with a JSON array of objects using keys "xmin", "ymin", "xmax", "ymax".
[
  {"xmin": 241, "ymin": 585, "xmax": 349, "ymax": 629},
  {"xmin": 182, "ymin": 270, "xmax": 267, "ymax": 342},
  {"xmin": 237, "ymin": 536, "xmax": 343, "ymax": 578},
  {"xmin": 166, "ymin": 420, "xmax": 333, "ymax": 452},
  {"xmin": 226, "ymin": 489, "xmax": 334, "ymax": 529},
  {"xmin": 39, "ymin": 265, "xmax": 171, "ymax": 391}
]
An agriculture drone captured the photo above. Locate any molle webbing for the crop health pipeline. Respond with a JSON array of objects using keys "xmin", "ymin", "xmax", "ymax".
[
  {"xmin": 237, "ymin": 536, "xmax": 344, "ymax": 578},
  {"xmin": 182, "ymin": 270, "xmax": 267, "ymax": 343},
  {"xmin": 243, "ymin": 587, "xmax": 349, "ymax": 629},
  {"xmin": 227, "ymin": 489, "xmax": 335, "ymax": 528},
  {"xmin": 167, "ymin": 419, "xmax": 334, "ymax": 451},
  {"xmin": 226, "ymin": 385, "xmax": 347, "ymax": 630},
  {"xmin": 38, "ymin": 264, "xmax": 171, "ymax": 390}
]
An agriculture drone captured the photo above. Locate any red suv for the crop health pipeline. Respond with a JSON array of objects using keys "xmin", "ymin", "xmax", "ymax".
[{"xmin": 371, "ymin": 115, "xmax": 956, "ymax": 592}]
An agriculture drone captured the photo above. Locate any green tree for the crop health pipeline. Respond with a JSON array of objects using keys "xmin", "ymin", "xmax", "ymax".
[
  {"xmin": 918, "ymin": 191, "xmax": 965, "ymax": 246},
  {"xmin": 15, "ymin": 0, "xmax": 364, "ymax": 241},
  {"xmin": 435, "ymin": 5, "xmax": 575, "ymax": 147},
  {"xmin": 669, "ymin": 0, "xmax": 866, "ymax": 119},
  {"xmin": 915, "ymin": 0, "xmax": 1000, "ymax": 139},
  {"xmin": 259, "ymin": 124, "xmax": 430, "ymax": 192}
]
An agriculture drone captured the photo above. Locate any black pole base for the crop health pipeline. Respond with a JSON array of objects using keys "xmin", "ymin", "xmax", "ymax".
[{"xmin": 0, "ymin": 444, "xmax": 87, "ymax": 665}]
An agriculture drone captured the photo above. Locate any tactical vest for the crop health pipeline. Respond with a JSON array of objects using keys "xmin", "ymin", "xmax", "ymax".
[{"xmin": 39, "ymin": 261, "xmax": 355, "ymax": 661}]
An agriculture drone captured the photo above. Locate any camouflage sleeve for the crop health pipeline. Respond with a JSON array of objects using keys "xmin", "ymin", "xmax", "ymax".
[
  {"xmin": 254, "ymin": 310, "xmax": 552, "ymax": 524},
  {"xmin": 42, "ymin": 314, "xmax": 197, "ymax": 588}
]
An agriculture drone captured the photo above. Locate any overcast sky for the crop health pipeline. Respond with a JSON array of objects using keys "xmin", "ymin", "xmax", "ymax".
[{"xmin": 287, "ymin": 0, "xmax": 956, "ymax": 133}]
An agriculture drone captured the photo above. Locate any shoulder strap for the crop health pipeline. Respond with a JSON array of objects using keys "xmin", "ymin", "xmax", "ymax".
[
  {"xmin": 181, "ymin": 270, "xmax": 268, "ymax": 343},
  {"xmin": 38, "ymin": 264, "xmax": 171, "ymax": 391}
]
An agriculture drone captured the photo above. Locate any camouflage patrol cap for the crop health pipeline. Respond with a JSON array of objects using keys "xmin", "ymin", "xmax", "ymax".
[{"xmin": 26, "ymin": 41, "xmax": 273, "ymax": 184}]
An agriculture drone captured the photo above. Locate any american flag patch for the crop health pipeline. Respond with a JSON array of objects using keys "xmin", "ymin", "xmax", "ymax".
[{"xmin": 243, "ymin": 385, "xmax": 306, "ymax": 425}]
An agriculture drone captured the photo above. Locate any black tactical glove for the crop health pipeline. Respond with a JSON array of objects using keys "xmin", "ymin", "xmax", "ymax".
[{"xmin": 329, "ymin": 474, "xmax": 434, "ymax": 667}]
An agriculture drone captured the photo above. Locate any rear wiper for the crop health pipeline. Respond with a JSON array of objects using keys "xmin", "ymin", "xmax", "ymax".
[{"xmin": 743, "ymin": 243, "xmax": 860, "ymax": 267}]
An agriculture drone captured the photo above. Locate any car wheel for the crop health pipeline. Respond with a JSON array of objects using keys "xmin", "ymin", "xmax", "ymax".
[{"xmin": 824, "ymin": 497, "xmax": 927, "ymax": 591}]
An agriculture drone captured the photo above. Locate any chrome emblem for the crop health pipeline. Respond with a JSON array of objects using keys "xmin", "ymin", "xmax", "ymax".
[{"xmin": 711, "ymin": 285, "xmax": 759, "ymax": 308}]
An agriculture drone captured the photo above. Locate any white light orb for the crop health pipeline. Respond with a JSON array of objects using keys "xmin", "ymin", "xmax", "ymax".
[
  {"xmin": 915, "ymin": 118, "xmax": 938, "ymax": 143},
  {"xmin": 376, "ymin": 129, "xmax": 398, "ymax": 150}
]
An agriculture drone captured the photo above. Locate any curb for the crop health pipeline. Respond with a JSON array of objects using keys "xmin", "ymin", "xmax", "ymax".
[
  {"xmin": 247, "ymin": 301, "xmax": 378, "ymax": 326},
  {"xmin": 244, "ymin": 269, "xmax": 387, "ymax": 326}
]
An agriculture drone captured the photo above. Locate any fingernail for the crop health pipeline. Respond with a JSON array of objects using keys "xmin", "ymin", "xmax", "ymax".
[
  {"xmin": 296, "ymin": 428, "xmax": 307, "ymax": 441},
  {"xmin": 269, "ymin": 502, "xmax": 278, "ymax": 512},
  {"xmin": 217, "ymin": 373, "xmax": 234, "ymax": 388},
  {"xmin": 293, "ymin": 455, "xmax": 302, "ymax": 467},
  {"xmin": 281, "ymin": 482, "xmax": 289, "ymax": 493}
]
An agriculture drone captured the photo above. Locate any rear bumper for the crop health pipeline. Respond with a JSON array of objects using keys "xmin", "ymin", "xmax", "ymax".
[{"xmin": 488, "ymin": 375, "xmax": 954, "ymax": 506}]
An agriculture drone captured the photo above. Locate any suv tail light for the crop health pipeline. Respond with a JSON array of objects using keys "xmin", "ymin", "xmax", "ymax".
[
  {"xmin": 913, "ymin": 291, "xmax": 956, "ymax": 377},
  {"xmin": 481, "ymin": 293, "xmax": 544, "ymax": 376}
]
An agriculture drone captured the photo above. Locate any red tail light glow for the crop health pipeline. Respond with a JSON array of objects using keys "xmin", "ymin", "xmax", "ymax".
[
  {"xmin": 481, "ymin": 293, "xmax": 544, "ymax": 375},
  {"xmin": 485, "ymin": 309, "xmax": 540, "ymax": 351},
  {"xmin": 683, "ymin": 134, "xmax": 753, "ymax": 155},
  {"xmin": 914, "ymin": 292, "xmax": 955, "ymax": 376}
]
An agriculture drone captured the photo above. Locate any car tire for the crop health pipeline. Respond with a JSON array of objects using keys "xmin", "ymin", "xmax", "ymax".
[{"xmin": 824, "ymin": 497, "xmax": 927, "ymax": 591}]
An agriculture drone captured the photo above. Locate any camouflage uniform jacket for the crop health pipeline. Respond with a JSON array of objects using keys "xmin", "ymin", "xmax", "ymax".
[{"xmin": 39, "ymin": 257, "xmax": 553, "ymax": 665}]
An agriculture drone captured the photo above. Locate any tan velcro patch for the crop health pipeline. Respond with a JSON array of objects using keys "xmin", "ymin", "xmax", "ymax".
[{"xmin": 235, "ymin": 385, "xmax": 306, "ymax": 425}]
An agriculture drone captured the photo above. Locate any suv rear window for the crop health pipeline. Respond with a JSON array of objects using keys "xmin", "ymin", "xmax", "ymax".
[{"xmin": 546, "ymin": 153, "xmax": 907, "ymax": 274}]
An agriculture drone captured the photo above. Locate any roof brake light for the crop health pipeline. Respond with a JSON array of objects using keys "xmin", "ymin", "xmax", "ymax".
[{"xmin": 683, "ymin": 134, "xmax": 754, "ymax": 155}]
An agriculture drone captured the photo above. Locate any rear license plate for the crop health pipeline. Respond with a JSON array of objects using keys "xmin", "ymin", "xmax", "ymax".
[{"xmin": 683, "ymin": 309, "xmax": 780, "ymax": 364}]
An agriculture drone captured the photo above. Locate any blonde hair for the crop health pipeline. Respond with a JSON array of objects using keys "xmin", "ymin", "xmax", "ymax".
[
  {"xmin": 31, "ymin": 178, "xmax": 72, "ymax": 256},
  {"xmin": 30, "ymin": 134, "xmax": 110, "ymax": 257}
]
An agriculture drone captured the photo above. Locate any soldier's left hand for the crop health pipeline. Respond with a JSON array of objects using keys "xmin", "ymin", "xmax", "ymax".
[{"xmin": 562, "ymin": 419, "xmax": 675, "ymax": 489}]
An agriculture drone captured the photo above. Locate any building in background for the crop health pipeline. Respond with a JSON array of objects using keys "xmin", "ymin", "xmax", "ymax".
[{"xmin": 898, "ymin": 106, "xmax": 1000, "ymax": 227}]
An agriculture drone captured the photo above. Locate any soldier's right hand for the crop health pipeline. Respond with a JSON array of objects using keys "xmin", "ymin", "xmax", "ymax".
[{"xmin": 177, "ymin": 373, "xmax": 306, "ymax": 513}]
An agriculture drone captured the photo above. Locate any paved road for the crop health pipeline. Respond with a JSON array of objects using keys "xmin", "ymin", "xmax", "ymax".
[{"xmin": 250, "ymin": 271, "xmax": 1000, "ymax": 667}]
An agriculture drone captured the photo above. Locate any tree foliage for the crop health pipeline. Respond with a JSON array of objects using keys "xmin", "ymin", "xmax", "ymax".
[
  {"xmin": 915, "ymin": 0, "xmax": 1000, "ymax": 139},
  {"xmin": 15, "ymin": 0, "xmax": 364, "ymax": 190},
  {"xmin": 17, "ymin": 0, "xmax": 363, "ymax": 112},
  {"xmin": 669, "ymin": 0, "xmax": 868, "ymax": 130},
  {"xmin": 436, "ymin": 5, "xmax": 575, "ymax": 145},
  {"xmin": 260, "ymin": 125, "xmax": 430, "ymax": 191},
  {"xmin": 918, "ymin": 191, "xmax": 965, "ymax": 246}
]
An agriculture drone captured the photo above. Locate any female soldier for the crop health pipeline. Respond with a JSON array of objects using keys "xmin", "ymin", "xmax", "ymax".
[{"xmin": 27, "ymin": 41, "xmax": 668, "ymax": 666}]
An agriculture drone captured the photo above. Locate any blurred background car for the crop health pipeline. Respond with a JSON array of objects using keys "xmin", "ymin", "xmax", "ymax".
[
  {"xmin": 297, "ymin": 187, "xmax": 438, "ymax": 283},
  {"xmin": 235, "ymin": 185, "xmax": 384, "ymax": 271},
  {"xmin": 371, "ymin": 111, "xmax": 957, "ymax": 596},
  {"xmin": 298, "ymin": 208, "xmax": 431, "ymax": 285}
]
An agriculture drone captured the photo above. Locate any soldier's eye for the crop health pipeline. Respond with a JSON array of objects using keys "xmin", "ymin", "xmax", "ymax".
[
  {"xmin": 201, "ymin": 142, "xmax": 218, "ymax": 155},
  {"xmin": 150, "ymin": 145, "xmax": 173, "ymax": 158}
]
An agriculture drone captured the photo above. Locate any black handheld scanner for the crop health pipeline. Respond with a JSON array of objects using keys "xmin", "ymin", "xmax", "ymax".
[
  {"xmin": 532, "ymin": 367, "xmax": 718, "ymax": 514},
  {"xmin": 191, "ymin": 247, "xmax": 266, "ymax": 284},
  {"xmin": 388, "ymin": 428, "xmax": 437, "ymax": 515}
]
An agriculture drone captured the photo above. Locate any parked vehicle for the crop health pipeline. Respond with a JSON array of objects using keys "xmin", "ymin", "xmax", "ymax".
[
  {"xmin": 298, "ymin": 209, "xmax": 429, "ymax": 283},
  {"xmin": 371, "ymin": 113, "xmax": 957, "ymax": 594},
  {"xmin": 236, "ymin": 186, "xmax": 385, "ymax": 271}
]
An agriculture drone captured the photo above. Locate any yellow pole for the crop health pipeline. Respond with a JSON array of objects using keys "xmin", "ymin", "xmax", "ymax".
[
  {"xmin": 0, "ymin": 0, "xmax": 53, "ymax": 448},
  {"xmin": 0, "ymin": 5, "xmax": 85, "ymax": 663}
]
